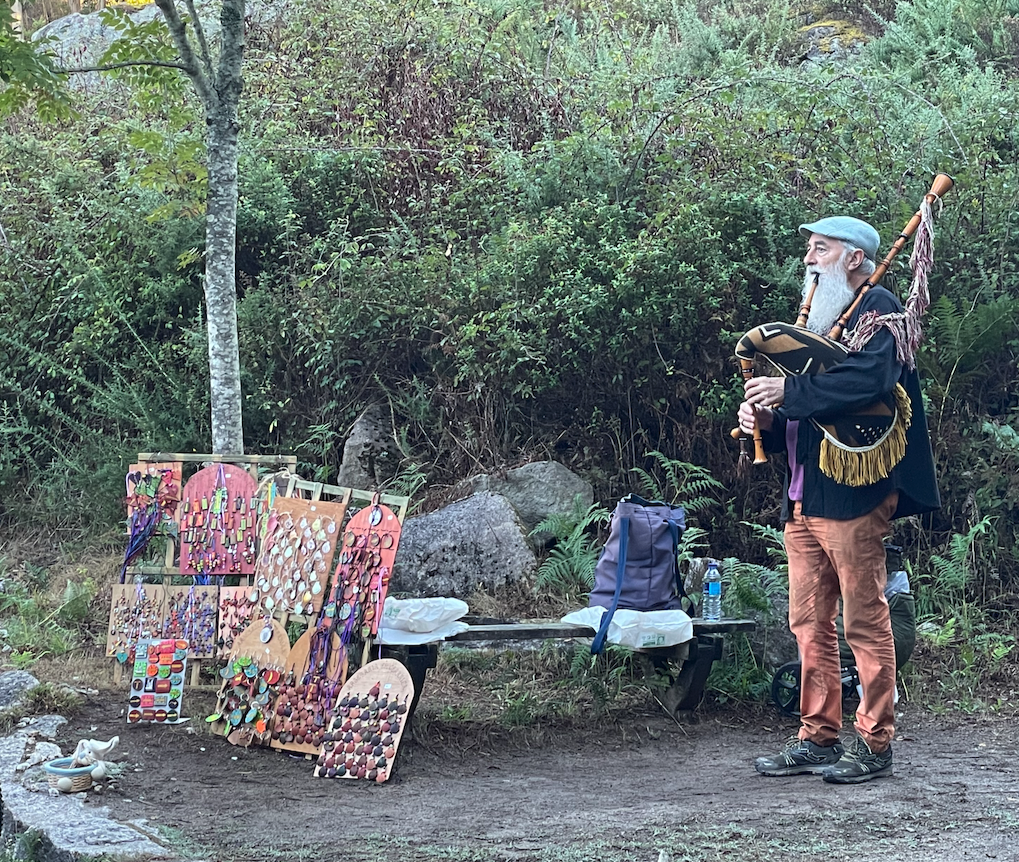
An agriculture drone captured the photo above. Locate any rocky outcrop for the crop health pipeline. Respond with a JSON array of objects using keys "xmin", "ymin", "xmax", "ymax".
[
  {"xmin": 391, "ymin": 492, "xmax": 536, "ymax": 598},
  {"xmin": 461, "ymin": 461, "xmax": 593, "ymax": 543}
]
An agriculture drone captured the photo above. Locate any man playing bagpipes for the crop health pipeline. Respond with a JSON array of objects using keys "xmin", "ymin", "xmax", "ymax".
[{"xmin": 736, "ymin": 185, "xmax": 946, "ymax": 783}]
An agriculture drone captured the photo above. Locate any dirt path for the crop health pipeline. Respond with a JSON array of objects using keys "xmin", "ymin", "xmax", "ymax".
[{"xmin": 56, "ymin": 692, "xmax": 1016, "ymax": 862}]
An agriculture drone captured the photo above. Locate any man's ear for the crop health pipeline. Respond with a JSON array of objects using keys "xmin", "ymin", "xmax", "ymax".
[{"xmin": 846, "ymin": 248, "xmax": 865, "ymax": 272}]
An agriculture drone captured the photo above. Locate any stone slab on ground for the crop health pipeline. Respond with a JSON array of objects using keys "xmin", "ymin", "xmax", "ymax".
[{"xmin": 0, "ymin": 734, "xmax": 176, "ymax": 862}]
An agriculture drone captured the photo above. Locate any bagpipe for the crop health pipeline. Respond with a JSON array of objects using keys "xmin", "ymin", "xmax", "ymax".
[{"xmin": 732, "ymin": 174, "xmax": 954, "ymax": 486}]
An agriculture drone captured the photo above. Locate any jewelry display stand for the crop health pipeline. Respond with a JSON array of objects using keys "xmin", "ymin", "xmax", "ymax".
[
  {"xmin": 112, "ymin": 453, "xmax": 298, "ymax": 686},
  {"xmin": 207, "ymin": 617, "xmax": 290, "ymax": 746},
  {"xmin": 313, "ymin": 658, "xmax": 414, "ymax": 782}
]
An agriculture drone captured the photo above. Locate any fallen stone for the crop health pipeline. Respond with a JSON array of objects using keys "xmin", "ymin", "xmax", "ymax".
[{"xmin": 0, "ymin": 671, "xmax": 39, "ymax": 710}]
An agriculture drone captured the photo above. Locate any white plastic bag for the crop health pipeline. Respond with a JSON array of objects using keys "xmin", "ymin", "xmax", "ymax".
[
  {"xmin": 561, "ymin": 607, "xmax": 693, "ymax": 649},
  {"xmin": 380, "ymin": 597, "xmax": 470, "ymax": 633}
]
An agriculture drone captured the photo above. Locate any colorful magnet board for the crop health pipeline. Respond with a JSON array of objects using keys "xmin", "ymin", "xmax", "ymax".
[
  {"xmin": 217, "ymin": 586, "xmax": 259, "ymax": 658},
  {"xmin": 162, "ymin": 585, "xmax": 219, "ymax": 658},
  {"xmin": 252, "ymin": 497, "xmax": 346, "ymax": 617},
  {"xmin": 127, "ymin": 638, "xmax": 188, "ymax": 724},
  {"xmin": 107, "ymin": 584, "xmax": 166, "ymax": 659},
  {"xmin": 314, "ymin": 658, "xmax": 414, "ymax": 783},
  {"xmin": 324, "ymin": 499, "xmax": 401, "ymax": 641},
  {"xmin": 126, "ymin": 462, "xmax": 182, "ymax": 533},
  {"xmin": 179, "ymin": 464, "xmax": 259, "ymax": 577},
  {"xmin": 207, "ymin": 618, "xmax": 290, "ymax": 746},
  {"xmin": 268, "ymin": 627, "xmax": 346, "ymax": 757}
]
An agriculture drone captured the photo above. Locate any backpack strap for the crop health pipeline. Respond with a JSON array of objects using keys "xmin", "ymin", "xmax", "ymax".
[
  {"xmin": 667, "ymin": 518, "xmax": 695, "ymax": 615},
  {"xmin": 591, "ymin": 516, "xmax": 629, "ymax": 655}
]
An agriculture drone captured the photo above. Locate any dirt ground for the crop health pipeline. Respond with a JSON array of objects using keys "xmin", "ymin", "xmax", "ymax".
[{"xmin": 55, "ymin": 685, "xmax": 1018, "ymax": 862}]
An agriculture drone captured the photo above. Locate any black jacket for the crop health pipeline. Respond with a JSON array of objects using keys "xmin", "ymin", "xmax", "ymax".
[{"xmin": 760, "ymin": 285, "xmax": 941, "ymax": 522}]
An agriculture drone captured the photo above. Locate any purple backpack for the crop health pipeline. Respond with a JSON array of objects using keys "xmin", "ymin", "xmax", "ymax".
[{"xmin": 588, "ymin": 495, "xmax": 689, "ymax": 653}]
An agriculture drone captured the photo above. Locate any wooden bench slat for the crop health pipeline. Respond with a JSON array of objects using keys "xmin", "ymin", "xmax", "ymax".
[{"xmin": 446, "ymin": 619, "xmax": 756, "ymax": 642}]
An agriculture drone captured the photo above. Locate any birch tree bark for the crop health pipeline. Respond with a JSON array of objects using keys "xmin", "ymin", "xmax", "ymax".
[{"xmin": 153, "ymin": 0, "xmax": 245, "ymax": 454}]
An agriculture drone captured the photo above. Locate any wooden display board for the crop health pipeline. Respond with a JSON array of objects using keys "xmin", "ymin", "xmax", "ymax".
[
  {"xmin": 323, "ymin": 497, "xmax": 402, "ymax": 640},
  {"xmin": 207, "ymin": 618, "xmax": 291, "ymax": 746},
  {"xmin": 127, "ymin": 637, "xmax": 188, "ymax": 724},
  {"xmin": 268, "ymin": 626, "xmax": 346, "ymax": 757},
  {"xmin": 313, "ymin": 658, "xmax": 414, "ymax": 783},
  {"xmin": 163, "ymin": 585, "xmax": 219, "ymax": 658},
  {"xmin": 179, "ymin": 463, "xmax": 260, "ymax": 577},
  {"xmin": 217, "ymin": 586, "xmax": 259, "ymax": 658},
  {"xmin": 107, "ymin": 584, "xmax": 166, "ymax": 660},
  {"xmin": 253, "ymin": 497, "xmax": 346, "ymax": 617}
]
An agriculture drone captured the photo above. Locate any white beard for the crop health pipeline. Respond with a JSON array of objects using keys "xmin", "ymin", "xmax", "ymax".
[{"xmin": 802, "ymin": 266, "xmax": 857, "ymax": 335}]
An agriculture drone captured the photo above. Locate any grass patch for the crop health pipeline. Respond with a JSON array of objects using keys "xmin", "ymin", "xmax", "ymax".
[{"xmin": 0, "ymin": 682, "xmax": 84, "ymax": 735}]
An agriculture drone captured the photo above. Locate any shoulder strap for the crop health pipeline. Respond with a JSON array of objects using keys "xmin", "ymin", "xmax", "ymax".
[
  {"xmin": 591, "ymin": 516, "xmax": 629, "ymax": 655},
  {"xmin": 667, "ymin": 518, "xmax": 694, "ymax": 615}
]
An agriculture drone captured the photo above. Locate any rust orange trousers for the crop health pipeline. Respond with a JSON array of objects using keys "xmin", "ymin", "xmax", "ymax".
[{"xmin": 785, "ymin": 493, "xmax": 898, "ymax": 753}]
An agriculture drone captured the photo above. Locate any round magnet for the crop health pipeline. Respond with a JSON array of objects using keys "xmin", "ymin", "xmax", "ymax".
[
  {"xmin": 155, "ymin": 709, "xmax": 168, "ymax": 722},
  {"xmin": 128, "ymin": 709, "xmax": 142, "ymax": 723},
  {"xmin": 129, "ymin": 695, "xmax": 141, "ymax": 708},
  {"xmin": 131, "ymin": 679, "xmax": 143, "ymax": 692},
  {"xmin": 167, "ymin": 710, "xmax": 179, "ymax": 723}
]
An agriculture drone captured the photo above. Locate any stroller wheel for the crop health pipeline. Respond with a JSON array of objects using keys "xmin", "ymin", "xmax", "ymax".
[{"xmin": 771, "ymin": 661, "xmax": 802, "ymax": 716}]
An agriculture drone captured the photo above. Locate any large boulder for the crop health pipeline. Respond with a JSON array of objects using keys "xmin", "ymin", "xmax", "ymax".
[
  {"xmin": 336, "ymin": 403, "xmax": 395, "ymax": 491},
  {"xmin": 34, "ymin": 1, "xmax": 285, "ymax": 90},
  {"xmin": 462, "ymin": 461, "xmax": 593, "ymax": 539},
  {"xmin": 390, "ymin": 492, "xmax": 536, "ymax": 598}
]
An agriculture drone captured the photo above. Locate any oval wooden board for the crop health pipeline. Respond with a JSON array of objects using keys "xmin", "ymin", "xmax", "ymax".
[
  {"xmin": 268, "ymin": 627, "xmax": 347, "ymax": 758},
  {"xmin": 313, "ymin": 658, "xmax": 414, "ymax": 783}
]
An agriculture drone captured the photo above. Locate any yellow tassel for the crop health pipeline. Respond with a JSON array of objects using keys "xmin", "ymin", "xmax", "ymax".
[{"xmin": 818, "ymin": 385, "xmax": 912, "ymax": 487}]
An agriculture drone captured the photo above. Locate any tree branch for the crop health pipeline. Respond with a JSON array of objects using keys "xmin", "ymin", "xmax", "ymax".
[
  {"xmin": 182, "ymin": 0, "xmax": 215, "ymax": 82},
  {"xmin": 59, "ymin": 60, "xmax": 189, "ymax": 74},
  {"xmin": 153, "ymin": 0, "xmax": 215, "ymax": 107}
]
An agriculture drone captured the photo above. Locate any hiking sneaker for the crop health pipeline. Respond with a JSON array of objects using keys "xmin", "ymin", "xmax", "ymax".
[
  {"xmin": 822, "ymin": 736, "xmax": 893, "ymax": 784},
  {"xmin": 754, "ymin": 737, "xmax": 845, "ymax": 776}
]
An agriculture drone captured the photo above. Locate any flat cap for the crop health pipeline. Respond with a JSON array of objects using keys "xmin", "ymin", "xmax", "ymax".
[{"xmin": 799, "ymin": 216, "xmax": 881, "ymax": 261}]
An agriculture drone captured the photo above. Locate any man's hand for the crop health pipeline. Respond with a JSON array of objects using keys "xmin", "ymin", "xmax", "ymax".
[
  {"xmin": 744, "ymin": 375, "xmax": 786, "ymax": 408},
  {"xmin": 738, "ymin": 401, "xmax": 774, "ymax": 435}
]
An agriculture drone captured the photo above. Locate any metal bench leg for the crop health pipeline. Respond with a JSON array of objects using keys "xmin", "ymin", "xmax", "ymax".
[
  {"xmin": 661, "ymin": 634, "xmax": 724, "ymax": 714},
  {"xmin": 380, "ymin": 643, "xmax": 438, "ymax": 736}
]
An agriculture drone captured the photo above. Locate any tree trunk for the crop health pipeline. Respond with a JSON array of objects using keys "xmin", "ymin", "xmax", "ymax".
[
  {"xmin": 153, "ymin": 0, "xmax": 247, "ymax": 455},
  {"xmin": 205, "ymin": 112, "xmax": 244, "ymax": 455}
]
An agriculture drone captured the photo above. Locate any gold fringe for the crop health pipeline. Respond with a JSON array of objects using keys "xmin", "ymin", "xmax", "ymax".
[{"xmin": 818, "ymin": 384, "xmax": 912, "ymax": 487}]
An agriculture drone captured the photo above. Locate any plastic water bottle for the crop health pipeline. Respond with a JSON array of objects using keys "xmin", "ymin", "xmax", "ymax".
[{"xmin": 702, "ymin": 560, "xmax": 722, "ymax": 621}]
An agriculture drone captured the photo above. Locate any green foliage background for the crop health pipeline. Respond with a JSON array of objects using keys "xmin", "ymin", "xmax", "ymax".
[{"xmin": 2, "ymin": 0, "xmax": 1019, "ymax": 631}]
